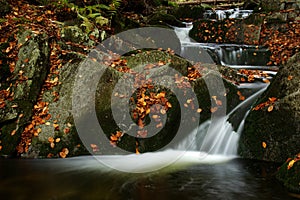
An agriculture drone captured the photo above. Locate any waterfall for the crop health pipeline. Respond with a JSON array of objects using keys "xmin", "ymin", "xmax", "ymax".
[
  {"xmin": 203, "ymin": 8, "xmax": 253, "ymax": 21},
  {"xmin": 176, "ymin": 87, "xmax": 267, "ymax": 156},
  {"xmin": 173, "ymin": 16, "xmax": 271, "ymax": 156}
]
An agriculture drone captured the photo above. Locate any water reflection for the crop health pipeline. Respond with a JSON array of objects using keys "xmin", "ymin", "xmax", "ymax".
[{"xmin": 0, "ymin": 157, "xmax": 295, "ymax": 200}]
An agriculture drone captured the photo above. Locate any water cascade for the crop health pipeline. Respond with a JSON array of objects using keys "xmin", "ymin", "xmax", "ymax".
[
  {"xmin": 177, "ymin": 87, "xmax": 267, "ymax": 155},
  {"xmin": 203, "ymin": 8, "xmax": 253, "ymax": 21},
  {"xmin": 173, "ymin": 8, "xmax": 274, "ymax": 158}
]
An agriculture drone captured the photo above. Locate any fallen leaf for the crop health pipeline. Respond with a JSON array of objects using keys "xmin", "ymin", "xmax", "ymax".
[
  {"xmin": 48, "ymin": 137, "xmax": 54, "ymax": 143},
  {"xmin": 59, "ymin": 151, "xmax": 66, "ymax": 158},
  {"xmin": 11, "ymin": 130, "xmax": 16, "ymax": 136},
  {"xmin": 210, "ymin": 107, "xmax": 218, "ymax": 113},
  {"xmin": 288, "ymin": 160, "xmax": 295, "ymax": 170},
  {"xmin": 197, "ymin": 108, "xmax": 202, "ymax": 113},
  {"xmin": 267, "ymin": 105, "xmax": 274, "ymax": 112},
  {"xmin": 262, "ymin": 142, "xmax": 267, "ymax": 149}
]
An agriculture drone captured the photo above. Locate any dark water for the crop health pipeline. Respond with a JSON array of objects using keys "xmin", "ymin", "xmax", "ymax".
[{"xmin": 0, "ymin": 156, "xmax": 297, "ymax": 200}]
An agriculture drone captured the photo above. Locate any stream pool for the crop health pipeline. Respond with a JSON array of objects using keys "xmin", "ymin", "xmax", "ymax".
[{"xmin": 0, "ymin": 154, "xmax": 297, "ymax": 200}]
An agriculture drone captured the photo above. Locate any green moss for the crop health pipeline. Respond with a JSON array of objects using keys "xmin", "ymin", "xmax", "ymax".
[
  {"xmin": 277, "ymin": 159, "xmax": 300, "ymax": 194},
  {"xmin": 170, "ymin": 5, "xmax": 205, "ymax": 20}
]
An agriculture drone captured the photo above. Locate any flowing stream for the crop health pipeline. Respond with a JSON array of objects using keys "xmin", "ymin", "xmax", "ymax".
[{"xmin": 0, "ymin": 9, "xmax": 295, "ymax": 200}]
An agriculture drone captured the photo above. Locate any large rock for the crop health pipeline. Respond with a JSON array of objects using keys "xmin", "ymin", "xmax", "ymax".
[
  {"xmin": 0, "ymin": 30, "xmax": 50, "ymax": 156},
  {"xmin": 276, "ymin": 153, "xmax": 300, "ymax": 194},
  {"xmin": 23, "ymin": 55, "xmax": 89, "ymax": 158},
  {"xmin": 23, "ymin": 49, "xmax": 241, "ymax": 157},
  {"xmin": 238, "ymin": 53, "xmax": 300, "ymax": 162}
]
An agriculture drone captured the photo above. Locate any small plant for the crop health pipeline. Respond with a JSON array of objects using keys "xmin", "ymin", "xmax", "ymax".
[{"xmin": 69, "ymin": 0, "xmax": 121, "ymax": 33}]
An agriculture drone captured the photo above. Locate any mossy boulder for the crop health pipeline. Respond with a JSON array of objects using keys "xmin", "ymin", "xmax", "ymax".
[
  {"xmin": 238, "ymin": 53, "xmax": 300, "ymax": 162},
  {"xmin": 0, "ymin": 30, "xmax": 50, "ymax": 156},
  {"xmin": 23, "ymin": 56, "xmax": 89, "ymax": 158},
  {"xmin": 64, "ymin": 49, "xmax": 242, "ymax": 155},
  {"xmin": 169, "ymin": 5, "xmax": 206, "ymax": 21},
  {"xmin": 61, "ymin": 25, "xmax": 89, "ymax": 44},
  {"xmin": 18, "ymin": 44, "xmax": 241, "ymax": 157},
  {"xmin": 276, "ymin": 153, "xmax": 300, "ymax": 194},
  {"xmin": 94, "ymin": 51, "xmax": 241, "ymax": 153}
]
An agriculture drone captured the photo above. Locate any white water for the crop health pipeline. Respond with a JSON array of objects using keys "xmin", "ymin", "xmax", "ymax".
[
  {"xmin": 204, "ymin": 8, "xmax": 253, "ymax": 21},
  {"xmin": 177, "ymin": 87, "xmax": 267, "ymax": 156}
]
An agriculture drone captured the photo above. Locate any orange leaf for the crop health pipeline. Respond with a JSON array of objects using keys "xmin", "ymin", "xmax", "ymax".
[
  {"xmin": 267, "ymin": 105, "xmax": 274, "ymax": 112},
  {"xmin": 216, "ymin": 100, "xmax": 222, "ymax": 106},
  {"xmin": 166, "ymin": 102, "xmax": 172, "ymax": 108},
  {"xmin": 59, "ymin": 152, "xmax": 66, "ymax": 158},
  {"xmin": 11, "ymin": 130, "xmax": 16, "ymax": 136},
  {"xmin": 210, "ymin": 107, "xmax": 218, "ymax": 113},
  {"xmin": 262, "ymin": 142, "xmax": 267, "ymax": 149},
  {"xmin": 48, "ymin": 137, "xmax": 54, "ymax": 143}
]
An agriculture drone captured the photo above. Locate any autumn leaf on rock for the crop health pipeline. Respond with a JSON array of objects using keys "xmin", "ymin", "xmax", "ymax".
[
  {"xmin": 288, "ymin": 160, "xmax": 295, "ymax": 170},
  {"xmin": 262, "ymin": 142, "xmax": 267, "ymax": 149},
  {"xmin": 59, "ymin": 148, "xmax": 69, "ymax": 158},
  {"xmin": 253, "ymin": 97, "xmax": 278, "ymax": 111}
]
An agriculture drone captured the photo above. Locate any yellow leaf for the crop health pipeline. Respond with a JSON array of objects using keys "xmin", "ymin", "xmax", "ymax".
[
  {"xmin": 262, "ymin": 142, "xmax": 267, "ymax": 149},
  {"xmin": 288, "ymin": 160, "xmax": 295, "ymax": 170},
  {"xmin": 152, "ymin": 115, "xmax": 159, "ymax": 119},
  {"xmin": 197, "ymin": 108, "xmax": 202, "ymax": 113},
  {"xmin": 146, "ymin": 108, "xmax": 151, "ymax": 114}
]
